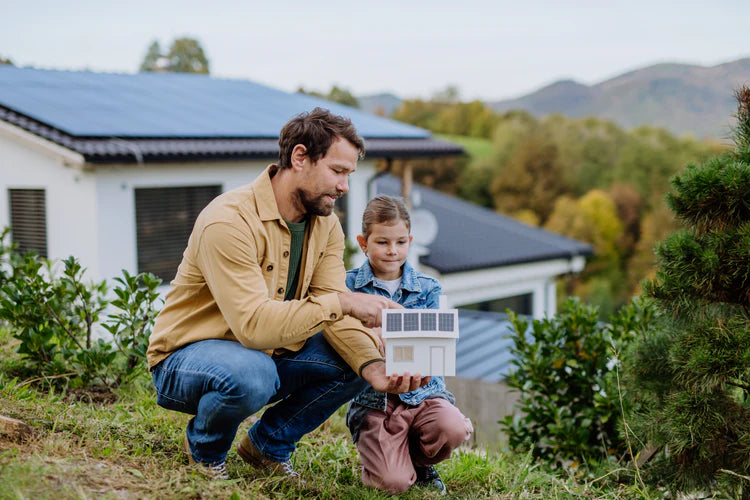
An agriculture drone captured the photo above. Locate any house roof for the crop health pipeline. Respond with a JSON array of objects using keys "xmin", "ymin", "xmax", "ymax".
[
  {"xmin": 456, "ymin": 309, "xmax": 516, "ymax": 383},
  {"xmin": 376, "ymin": 175, "xmax": 593, "ymax": 273},
  {"xmin": 0, "ymin": 66, "xmax": 463, "ymax": 163}
]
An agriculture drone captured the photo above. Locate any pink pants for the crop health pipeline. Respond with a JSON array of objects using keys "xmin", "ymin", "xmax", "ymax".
[{"xmin": 357, "ymin": 395, "xmax": 468, "ymax": 495}]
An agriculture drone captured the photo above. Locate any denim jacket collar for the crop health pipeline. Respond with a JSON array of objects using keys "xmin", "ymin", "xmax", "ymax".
[{"xmin": 352, "ymin": 259, "xmax": 422, "ymax": 293}]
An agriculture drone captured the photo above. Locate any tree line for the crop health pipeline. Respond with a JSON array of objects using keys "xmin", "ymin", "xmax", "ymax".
[{"xmin": 386, "ymin": 92, "xmax": 727, "ymax": 318}]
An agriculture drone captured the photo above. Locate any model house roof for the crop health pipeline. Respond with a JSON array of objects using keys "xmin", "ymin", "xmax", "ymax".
[
  {"xmin": 456, "ymin": 310, "xmax": 516, "ymax": 383},
  {"xmin": 376, "ymin": 175, "xmax": 593, "ymax": 273},
  {"xmin": 0, "ymin": 66, "xmax": 463, "ymax": 163}
]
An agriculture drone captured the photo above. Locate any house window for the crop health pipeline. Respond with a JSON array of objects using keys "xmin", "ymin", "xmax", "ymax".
[
  {"xmin": 404, "ymin": 312, "xmax": 419, "ymax": 331},
  {"xmin": 421, "ymin": 312, "xmax": 437, "ymax": 331},
  {"xmin": 8, "ymin": 189, "xmax": 47, "ymax": 258},
  {"xmin": 135, "ymin": 185, "xmax": 221, "ymax": 282},
  {"xmin": 394, "ymin": 346, "xmax": 414, "ymax": 362},
  {"xmin": 438, "ymin": 313, "xmax": 455, "ymax": 331},
  {"xmin": 461, "ymin": 293, "xmax": 533, "ymax": 315}
]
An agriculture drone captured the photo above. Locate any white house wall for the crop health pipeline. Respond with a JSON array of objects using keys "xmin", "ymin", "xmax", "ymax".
[
  {"xmin": 428, "ymin": 256, "xmax": 586, "ymax": 319},
  {"xmin": 0, "ymin": 126, "xmax": 99, "ymax": 276},
  {"xmin": 94, "ymin": 158, "xmax": 377, "ymax": 283},
  {"xmin": 93, "ymin": 161, "xmax": 268, "ymax": 282}
]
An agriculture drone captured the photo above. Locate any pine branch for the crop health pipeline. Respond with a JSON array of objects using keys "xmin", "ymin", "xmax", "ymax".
[{"xmin": 726, "ymin": 380, "xmax": 750, "ymax": 393}]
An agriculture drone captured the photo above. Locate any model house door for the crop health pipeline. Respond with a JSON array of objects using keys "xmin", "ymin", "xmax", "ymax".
[{"xmin": 430, "ymin": 346, "xmax": 445, "ymax": 376}]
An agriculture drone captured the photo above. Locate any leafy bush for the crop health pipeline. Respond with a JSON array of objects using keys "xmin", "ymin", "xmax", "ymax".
[
  {"xmin": 501, "ymin": 297, "xmax": 656, "ymax": 469},
  {"xmin": 0, "ymin": 228, "xmax": 161, "ymax": 390}
]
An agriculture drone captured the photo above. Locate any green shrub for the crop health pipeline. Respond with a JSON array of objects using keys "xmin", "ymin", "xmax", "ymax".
[
  {"xmin": 501, "ymin": 297, "xmax": 656, "ymax": 469},
  {"xmin": 0, "ymin": 229, "xmax": 161, "ymax": 390}
]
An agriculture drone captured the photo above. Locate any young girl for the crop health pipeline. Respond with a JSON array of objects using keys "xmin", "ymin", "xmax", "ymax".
[{"xmin": 345, "ymin": 195, "xmax": 472, "ymax": 495}]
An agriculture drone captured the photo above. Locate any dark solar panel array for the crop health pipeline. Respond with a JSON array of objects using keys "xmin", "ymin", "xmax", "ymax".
[{"xmin": 0, "ymin": 66, "xmax": 429, "ymax": 139}]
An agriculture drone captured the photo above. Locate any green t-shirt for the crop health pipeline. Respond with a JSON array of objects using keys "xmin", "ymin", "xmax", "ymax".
[{"xmin": 284, "ymin": 218, "xmax": 306, "ymax": 301}]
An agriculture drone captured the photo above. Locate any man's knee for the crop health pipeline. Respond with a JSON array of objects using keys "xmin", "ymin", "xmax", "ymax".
[{"xmin": 217, "ymin": 355, "xmax": 279, "ymax": 414}]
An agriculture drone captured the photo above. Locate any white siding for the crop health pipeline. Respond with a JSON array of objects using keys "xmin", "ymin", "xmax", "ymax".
[
  {"xmin": 0, "ymin": 130, "xmax": 98, "ymax": 277},
  {"xmin": 93, "ymin": 161, "xmax": 267, "ymax": 282}
]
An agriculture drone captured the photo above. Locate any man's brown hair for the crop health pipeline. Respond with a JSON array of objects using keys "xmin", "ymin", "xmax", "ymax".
[{"xmin": 278, "ymin": 107, "xmax": 365, "ymax": 168}]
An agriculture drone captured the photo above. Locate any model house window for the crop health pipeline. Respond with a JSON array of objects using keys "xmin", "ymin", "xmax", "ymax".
[
  {"xmin": 394, "ymin": 346, "xmax": 414, "ymax": 362},
  {"xmin": 8, "ymin": 188, "xmax": 47, "ymax": 258},
  {"xmin": 134, "ymin": 185, "xmax": 221, "ymax": 282}
]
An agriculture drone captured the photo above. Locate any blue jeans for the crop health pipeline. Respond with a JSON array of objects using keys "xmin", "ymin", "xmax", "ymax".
[{"xmin": 151, "ymin": 332, "xmax": 368, "ymax": 465}]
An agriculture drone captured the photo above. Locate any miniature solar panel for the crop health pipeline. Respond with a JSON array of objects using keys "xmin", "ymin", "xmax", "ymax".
[
  {"xmin": 438, "ymin": 313, "xmax": 455, "ymax": 331},
  {"xmin": 421, "ymin": 312, "xmax": 437, "ymax": 331},
  {"xmin": 386, "ymin": 313, "xmax": 402, "ymax": 332},
  {"xmin": 403, "ymin": 313, "xmax": 419, "ymax": 331}
]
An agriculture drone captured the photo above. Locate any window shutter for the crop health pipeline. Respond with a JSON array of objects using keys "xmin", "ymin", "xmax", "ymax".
[
  {"xmin": 8, "ymin": 189, "xmax": 47, "ymax": 258},
  {"xmin": 135, "ymin": 185, "xmax": 220, "ymax": 282}
]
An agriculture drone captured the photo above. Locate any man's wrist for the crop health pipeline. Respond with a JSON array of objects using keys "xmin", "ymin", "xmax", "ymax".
[
  {"xmin": 338, "ymin": 291, "xmax": 351, "ymax": 316},
  {"xmin": 359, "ymin": 358, "xmax": 384, "ymax": 379}
]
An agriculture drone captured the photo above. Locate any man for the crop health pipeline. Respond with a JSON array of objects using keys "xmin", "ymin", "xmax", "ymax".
[{"xmin": 146, "ymin": 108, "xmax": 425, "ymax": 480}]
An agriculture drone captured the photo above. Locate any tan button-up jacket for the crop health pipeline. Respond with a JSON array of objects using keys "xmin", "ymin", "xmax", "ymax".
[{"xmin": 146, "ymin": 165, "xmax": 382, "ymax": 374}]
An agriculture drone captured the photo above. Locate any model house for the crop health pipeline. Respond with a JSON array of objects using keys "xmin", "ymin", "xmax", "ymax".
[{"xmin": 382, "ymin": 297, "xmax": 459, "ymax": 376}]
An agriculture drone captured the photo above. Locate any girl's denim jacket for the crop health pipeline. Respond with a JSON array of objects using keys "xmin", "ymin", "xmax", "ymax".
[{"xmin": 344, "ymin": 259, "xmax": 455, "ymax": 442}]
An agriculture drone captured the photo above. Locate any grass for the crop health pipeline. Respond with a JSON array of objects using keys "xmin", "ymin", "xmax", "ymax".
[
  {"xmin": 435, "ymin": 134, "xmax": 494, "ymax": 160},
  {"xmin": 0, "ymin": 329, "xmax": 656, "ymax": 499}
]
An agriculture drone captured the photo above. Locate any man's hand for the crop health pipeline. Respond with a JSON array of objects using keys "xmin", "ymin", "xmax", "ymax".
[
  {"xmin": 361, "ymin": 361, "xmax": 431, "ymax": 394},
  {"xmin": 338, "ymin": 291, "xmax": 403, "ymax": 328}
]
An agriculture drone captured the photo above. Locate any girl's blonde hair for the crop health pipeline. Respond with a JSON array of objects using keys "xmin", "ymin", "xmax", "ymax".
[{"xmin": 361, "ymin": 195, "xmax": 411, "ymax": 239}]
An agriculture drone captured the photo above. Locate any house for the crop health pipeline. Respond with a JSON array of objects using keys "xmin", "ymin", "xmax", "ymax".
[
  {"xmin": 1, "ymin": 66, "xmax": 593, "ymax": 446},
  {"xmin": 382, "ymin": 296, "xmax": 458, "ymax": 376},
  {"xmin": 0, "ymin": 66, "xmax": 461, "ymax": 285},
  {"xmin": 374, "ymin": 174, "xmax": 592, "ymax": 318}
]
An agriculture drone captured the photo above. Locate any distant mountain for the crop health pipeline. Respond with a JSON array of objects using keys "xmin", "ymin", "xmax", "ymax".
[
  {"xmin": 488, "ymin": 58, "xmax": 750, "ymax": 139},
  {"xmin": 357, "ymin": 93, "xmax": 403, "ymax": 117}
]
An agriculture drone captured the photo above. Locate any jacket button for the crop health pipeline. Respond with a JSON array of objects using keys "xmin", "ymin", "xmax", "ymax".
[
  {"xmin": 266, "ymin": 264, "xmax": 273, "ymax": 271},
  {"xmin": 283, "ymin": 250, "xmax": 290, "ymax": 257},
  {"xmin": 330, "ymin": 313, "xmax": 337, "ymax": 319},
  {"xmin": 278, "ymin": 287, "xmax": 284, "ymax": 295}
]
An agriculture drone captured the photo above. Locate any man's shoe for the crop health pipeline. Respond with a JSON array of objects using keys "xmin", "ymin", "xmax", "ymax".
[
  {"xmin": 415, "ymin": 465, "xmax": 447, "ymax": 495},
  {"xmin": 237, "ymin": 435, "xmax": 302, "ymax": 480},
  {"xmin": 183, "ymin": 433, "xmax": 229, "ymax": 480}
]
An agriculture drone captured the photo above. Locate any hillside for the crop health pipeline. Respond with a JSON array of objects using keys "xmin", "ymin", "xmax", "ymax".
[{"xmin": 487, "ymin": 58, "xmax": 750, "ymax": 139}]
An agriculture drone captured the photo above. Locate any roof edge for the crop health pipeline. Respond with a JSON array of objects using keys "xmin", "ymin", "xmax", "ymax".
[{"xmin": 0, "ymin": 105, "xmax": 464, "ymax": 163}]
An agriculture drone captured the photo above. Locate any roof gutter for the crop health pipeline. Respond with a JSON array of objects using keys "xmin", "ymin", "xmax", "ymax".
[{"xmin": 0, "ymin": 119, "xmax": 85, "ymax": 169}]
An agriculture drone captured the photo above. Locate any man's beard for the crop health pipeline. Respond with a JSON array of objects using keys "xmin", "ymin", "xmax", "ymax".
[{"xmin": 297, "ymin": 188, "xmax": 340, "ymax": 217}]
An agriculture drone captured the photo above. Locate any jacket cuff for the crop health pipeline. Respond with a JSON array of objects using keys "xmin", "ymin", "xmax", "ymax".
[
  {"xmin": 358, "ymin": 358, "xmax": 385, "ymax": 378},
  {"xmin": 310, "ymin": 292, "xmax": 344, "ymax": 322}
]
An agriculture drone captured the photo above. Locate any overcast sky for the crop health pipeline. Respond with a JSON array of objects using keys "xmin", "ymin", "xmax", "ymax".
[{"xmin": 2, "ymin": 0, "xmax": 749, "ymax": 101}]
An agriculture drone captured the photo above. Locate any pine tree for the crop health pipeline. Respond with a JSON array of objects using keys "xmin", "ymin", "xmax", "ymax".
[{"xmin": 625, "ymin": 87, "xmax": 750, "ymax": 495}]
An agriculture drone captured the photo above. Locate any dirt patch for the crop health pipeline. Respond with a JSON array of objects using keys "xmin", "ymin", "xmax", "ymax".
[{"xmin": 65, "ymin": 385, "xmax": 117, "ymax": 405}]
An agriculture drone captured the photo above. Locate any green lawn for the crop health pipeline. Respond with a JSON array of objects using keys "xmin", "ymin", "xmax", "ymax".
[
  {"xmin": 435, "ymin": 134, "xmax": 493, "ymax": 161},
  {"xmin": 0, "ymin": 330, "xmax": 654, "ymax": 499}
]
